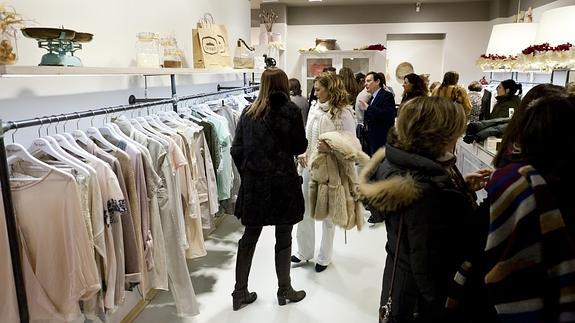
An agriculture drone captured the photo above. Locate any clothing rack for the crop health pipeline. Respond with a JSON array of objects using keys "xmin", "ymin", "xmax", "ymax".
[{"xmin": 0, "ymin": 83, "xmax": 258, "ymax": 323}]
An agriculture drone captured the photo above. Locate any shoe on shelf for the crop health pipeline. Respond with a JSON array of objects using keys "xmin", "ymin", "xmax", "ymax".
[
  {"xmin": 232, "ymin": 289, "xmax": 257, "ymax": 311},
  {"xmin": 277, "ymin": 287, "xmax": 306, "ymax": 306},
  {"xmin": 315, "ymin": 263, "xmax": 328, "ymax": 272}
]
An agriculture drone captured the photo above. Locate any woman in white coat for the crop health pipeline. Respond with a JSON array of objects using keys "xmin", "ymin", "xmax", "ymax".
[{"xmin": 292, "ymin": 72, "xmax": 358, "ymax": 272}]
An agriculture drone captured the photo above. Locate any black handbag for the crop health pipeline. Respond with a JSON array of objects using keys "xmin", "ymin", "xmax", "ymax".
[
  {"xmin": 356, "ymin": 123, "xmax": 369, "ymax": 154},
  {"xmin": 379, "ymin": 215, "xmax": 404, "ymax": 323}
]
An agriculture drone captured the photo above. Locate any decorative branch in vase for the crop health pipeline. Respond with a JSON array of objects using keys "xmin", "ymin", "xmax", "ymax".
[
  {"xmin": 259, "ymin": 9, "xmax": 278, "ymax": 33},
  {"xmin": 0, "ymin": 3, "xmax": 31, "ymax": 64}
]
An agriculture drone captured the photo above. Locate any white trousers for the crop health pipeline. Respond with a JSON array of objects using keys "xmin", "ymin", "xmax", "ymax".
[{"xmin": 295, "ymin": 167, "xmax": 336, "ymax": 266}]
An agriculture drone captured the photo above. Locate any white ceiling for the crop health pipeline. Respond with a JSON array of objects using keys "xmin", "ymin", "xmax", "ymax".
[{"xmin": 251, "ymin": 0, "xmax": 489, "ymax": 9}]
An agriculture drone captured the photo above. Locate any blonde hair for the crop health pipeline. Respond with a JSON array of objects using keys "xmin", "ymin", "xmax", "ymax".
[
  {"xmin": 394, "ymin": 96, "xmax": 466, "ymax": 160},
  {"xmin": 314, "ymin": 72, "xmax": 350, "ymax": 119},
  {"xmin": 247, "ymin": 68, "xmax": 290, "ymax": 119}
]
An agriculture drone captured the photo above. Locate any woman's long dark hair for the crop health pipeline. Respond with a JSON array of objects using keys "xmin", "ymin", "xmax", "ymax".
[
  {"xmin": 493, "ymin": 84, "xmax": 567, "ymax": 167},
  {"xmin": 514, "ymin": 95, "xmax": 575, "ymax": 179},
  {"xmin": 402, "ymin": 73, "xmax": 428, "ymax": 103},
  {"xmin": 247, "ymin": 68, "xmax": 290, "ymax": 119}
]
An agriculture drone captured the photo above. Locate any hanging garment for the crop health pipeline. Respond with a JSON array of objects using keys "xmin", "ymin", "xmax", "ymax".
[
  {"xmin": 115, "ymin": 116, "xmax": 200, "ymax": 316},
  {"xmin": 9, "ymin": 166, "xmax": 101, "ymax": 321},
  {"xmin": 114, "ymin": 117, "xmax": 169, "ymax": 291},
  {"xmin": 80, "ymin": 140, "xmax": 141, "ymax": 289},
  {"xmin": 0, "ymin": 193, "xmax": 21, "ymax": 323}
]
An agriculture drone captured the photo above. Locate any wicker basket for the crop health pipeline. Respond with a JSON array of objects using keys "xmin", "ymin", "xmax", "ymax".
[{"xmin": 315, "ymin": 39, "xmax": 337, "ymax": 51}]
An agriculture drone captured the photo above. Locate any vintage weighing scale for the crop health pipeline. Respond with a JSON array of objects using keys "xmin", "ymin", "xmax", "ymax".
[{"xmin": 21, "ymin": 27, "xmax": 93, "ymax": 66}]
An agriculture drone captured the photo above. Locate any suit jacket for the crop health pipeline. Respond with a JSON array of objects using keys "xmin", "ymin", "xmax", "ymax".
[{"xmin": 363, "ymin": 88, "xmax": 396, "ymax": 155}]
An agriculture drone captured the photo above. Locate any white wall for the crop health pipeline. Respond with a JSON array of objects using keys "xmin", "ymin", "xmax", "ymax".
[
  {"xmin": 386, "ymin": 38, "xmax": 445, "ymax": 103},
  {"xmin": 285, "ymin": 21, "xmax": 491, "ymax": 88},
  {"xmin": 1, "ymin": 0, "xmax": 251, "ymax": 145}
]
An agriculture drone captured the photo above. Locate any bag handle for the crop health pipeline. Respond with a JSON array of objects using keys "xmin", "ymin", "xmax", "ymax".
[
  {"xmin": 203, "ymin": 13, "xmax": 215, "ymax": 24},
  {"xmin": 198, "ymin": 13, "xmax": 214, "ymax": 29},
  {"xmin": 198, "ymin": 17, "xmax": 211, "ymax": 29},
  {"xmin": 380, "ymin": 215, "xmax": 404, "ymax": 322},
  {"xmin": 237, "ymin": 38, "xmax": 255, "ymax": 51}
]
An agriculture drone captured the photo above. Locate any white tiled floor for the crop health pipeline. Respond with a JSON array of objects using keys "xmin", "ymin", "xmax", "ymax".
[{"xmin": 136, "ymin": 215, "xmax": 387, "ymax": 323}]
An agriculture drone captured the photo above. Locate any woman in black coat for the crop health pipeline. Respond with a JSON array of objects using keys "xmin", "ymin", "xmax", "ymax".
[
  {"xmin": 359, "ymin": 97, "xmax": 496, "ymax": 322},
  {"xmin": 231, "ymin": 68, "xmax": 308, "ymax": 311}
]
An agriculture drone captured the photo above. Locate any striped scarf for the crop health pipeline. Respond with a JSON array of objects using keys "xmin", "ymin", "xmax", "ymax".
[{"xmin": 484, "ymin": 163, "xmax": 575, "ymax": 323}]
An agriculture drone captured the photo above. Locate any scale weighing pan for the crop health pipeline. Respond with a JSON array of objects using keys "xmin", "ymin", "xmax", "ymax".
[
  {"xmin": 21, "ymin": 27, "xmax": 76, "ymax": 40},
  {"xmin": 73, "ymin": 32, "xmax": 93, "ymax": 43},
  {"xmin": 21, "ymin": 27, "xmax": 91, "ymax": 67}
]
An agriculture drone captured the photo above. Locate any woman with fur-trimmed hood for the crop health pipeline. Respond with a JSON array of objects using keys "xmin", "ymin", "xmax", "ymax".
[
  {"xmin": 292, "ymin": 72, "xmax": 365, "ymax": 273},
  {"xmin": 358, "ymin": 97, "xmax": 493, "ymax": 322}
]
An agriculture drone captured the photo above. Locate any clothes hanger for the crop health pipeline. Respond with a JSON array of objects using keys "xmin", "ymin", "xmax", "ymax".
[
  {"xmin": 71, "ymin": 112, "xmax": 93, "ymax": 146},
  {"xmin": 48, "ymin": 115, "xmax": 87, "ymax": 158},
  {"xmin": 85, "ymin": 110, "xmax": 120, "ymax": 151},
  {"xmin": 5, "ymin": 122, "xmax": 57, "ymax": 180},
  {"xmin": 28, "ymin": 118, "xmax": 90, "ymax": 177},
  {"xmin": 146, "ymin": 109, "xmax": 178, "ymax": 135},
  {"xmin": 59, "ymin": 115, "xmax": 86, "ymax": 151},
  {"xmin": 100, "ymin": 108, "xmax": 126, "ymax": 145},
  {"xmin": 136, "ymin": 106, "xmax": 170, "ymax": 138},
  {"xmin": 132, "ymin": 117, "xmax": 170, "ymax": 146}
]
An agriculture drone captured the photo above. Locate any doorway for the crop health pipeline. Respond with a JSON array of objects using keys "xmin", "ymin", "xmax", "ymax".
[{"xmin": 385, "ymin": 34, "xmax": 446, "ymax": 104}]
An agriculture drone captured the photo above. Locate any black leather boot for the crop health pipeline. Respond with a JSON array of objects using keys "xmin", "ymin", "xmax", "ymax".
[
  {"xmin": 277, "ymin": 287, "xmax": 306, "ymax": 305},
  {"xmin": 232, "ymin": 289, "xmax": 257, "ymax": 311},
  {"xmin": 233, "ymin": 226, "xmax": 261, "ymax": 311}
]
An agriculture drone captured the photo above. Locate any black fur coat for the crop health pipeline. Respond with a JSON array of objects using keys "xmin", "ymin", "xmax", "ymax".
[{"xmin": 231, "ymin": 92, "xmax": 308, "ymax": 226}]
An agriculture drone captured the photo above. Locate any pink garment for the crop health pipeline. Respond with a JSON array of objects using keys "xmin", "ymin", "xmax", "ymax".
[
  {"xmin": 10, "ymin": 169, "xmax": 100, "ymax": 321},
  {"xmin": 0, "ymin": 192, "xmax": 20, "ymax": 323}
]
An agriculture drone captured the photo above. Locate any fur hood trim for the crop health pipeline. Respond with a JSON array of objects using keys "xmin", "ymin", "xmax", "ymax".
[{"xmin": 357, "ymin": 148, "xmax": 422, "ymax": 213}]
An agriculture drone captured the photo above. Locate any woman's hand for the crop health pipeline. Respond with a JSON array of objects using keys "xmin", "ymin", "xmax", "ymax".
[
  {"xmin": 317, "ymin": 140, "xmax": 331, "ymax": 153},
  {"xmin": 297, "ymin": 153, "xmax": 307, "ymax": 168},
  {"xmin": 358, "ymin": 99, "xmax": 369, "ymax": 111},
  {"xmin": 465, "ymin": 168, "xmax": 493, "ymax": 192}
]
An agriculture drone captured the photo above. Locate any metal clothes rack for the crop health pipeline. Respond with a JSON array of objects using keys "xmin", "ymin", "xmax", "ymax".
[{"xmin": 0, "ymin": 84, "xmax": 258, "ymax": 323}]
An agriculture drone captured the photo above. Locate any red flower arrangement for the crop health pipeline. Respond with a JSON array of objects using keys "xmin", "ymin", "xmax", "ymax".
[
  {"xmin": 522, "ymin": 42, "xmax": 573, "ymax": 55},
  {"xmin": 366, "ymin": 44, "xmax": 386, "ymax": 51}
]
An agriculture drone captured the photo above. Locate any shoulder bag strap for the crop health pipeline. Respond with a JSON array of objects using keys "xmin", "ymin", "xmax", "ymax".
[{"xmin": 381, "ymin": 215, "xmax": 404, "ymax": 321}]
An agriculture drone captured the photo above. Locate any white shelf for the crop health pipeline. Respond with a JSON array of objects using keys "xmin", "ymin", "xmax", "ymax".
[
  {"xmin": 299, "ymin": 50, "xmax": 381, "ymax": 55},
  {"xmin": 0, "ymin": 65, "xmax": 264, "ymax": 83}
]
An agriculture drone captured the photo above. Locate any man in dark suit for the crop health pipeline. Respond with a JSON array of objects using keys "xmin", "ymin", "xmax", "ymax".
[
  {"xmin": 363, "ymin": 72, "xmax": 396, "ymax": 156},
  {"xmin": 361, "ymin": 72, "xmax": 397, "ymax": 224}
]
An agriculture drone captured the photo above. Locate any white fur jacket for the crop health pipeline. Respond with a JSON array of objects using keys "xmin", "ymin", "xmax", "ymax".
[{"xmin": 308, "ymin": 131, "xmax": 370, "ymax": 230}]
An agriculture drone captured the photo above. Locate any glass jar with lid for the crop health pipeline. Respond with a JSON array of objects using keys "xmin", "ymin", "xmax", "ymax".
[
  {"xmin": 136, "ymin": 32, "xmax": 160, "ymax": 68},
  {"xmin": 160, "ymin": 36, "xmax": 183, "ymax": 68}
]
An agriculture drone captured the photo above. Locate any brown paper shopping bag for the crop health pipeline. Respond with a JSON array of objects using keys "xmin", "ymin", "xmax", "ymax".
[{"xmin": 193, "ymin": 13, "xmax": 232, "ymax": 69}]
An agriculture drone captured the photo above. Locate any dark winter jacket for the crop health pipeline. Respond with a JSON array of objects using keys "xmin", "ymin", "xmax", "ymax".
[
  {"xmin": 358, "ymin": 145, "xmax": 477, "ymax": 322},
  {"xmin": 489, "ymin": 95, "xmax": 520, "ymax": 119},
  {"xmin": 463, "ymin": 118, "xmax": 509, "ymax": 144},
  {"xmin": 231, "ymin": 92, "xmax": 308, "ymax": 226}
]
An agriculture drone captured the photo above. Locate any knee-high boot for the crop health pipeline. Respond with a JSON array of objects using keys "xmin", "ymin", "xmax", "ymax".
[
  {"xmin": 275, "ymin": 225, "xmax": 306, "ymax": 305},
  {"xmin": 232, "ymin": 226, "xmax": 261, "ymax": 310}
]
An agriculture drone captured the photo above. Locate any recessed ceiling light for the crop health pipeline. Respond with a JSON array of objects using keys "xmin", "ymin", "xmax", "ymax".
[{"xmin": 309, "ymin": 0, "xmax": 323, "ymax": 2}]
